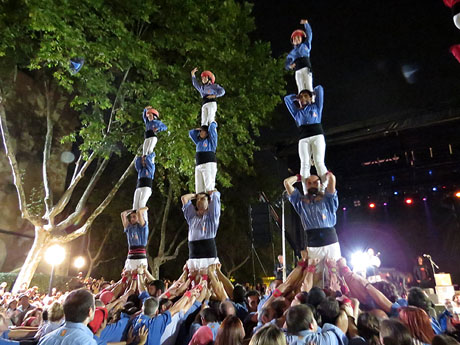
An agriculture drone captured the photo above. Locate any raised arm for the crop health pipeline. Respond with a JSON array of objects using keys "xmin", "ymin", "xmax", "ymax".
[
  {"xmin": 207, "ymin": 121, "xmax": 218, "ymax": 142},
  {"xmin": 181, "ymin": 193, "xmax": 197, "ymax": 206},
  {"xmin": 137, "ymin": 207, "xmax": 148, "ymax": 227},
  {"xmin": 121, "ymin": 209, "xmax": 132, "ymax": 229},
  {"xmin": 284, "ymin": 94, "xmax": 299, "ymax": 120},
  {"xmin": 284, "ymin": 175, "xmax": 298, "ymax": 196},
  {"xmin": 189, "ymin": 129, "xmax": 200, "ymax": 145},
  {"xmin": 191, "ymin": 67, "xmax": 202, "ymax": 92},
  {"xmin": 301, "ymin": 20, "xmax": 312, "ymax": 51},
  {"xmin": 313, "ymin": 85, "xmax": 324, "ymax": 115},
  {"xmin": 325, "ymin": 171, "xmax": 336, "ymax": 194}
]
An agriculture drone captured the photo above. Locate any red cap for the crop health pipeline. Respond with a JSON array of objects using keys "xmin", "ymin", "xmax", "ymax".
[
  {"xmin": 147, "ymin": 108, "xmax": 159, "ymax": 118},
  {"xmin": 100, "ymin": 291, "xmax": 114, "ymax": 305},
  {"xmin": 88, "ymin": 307, "xmax": 108, "ymax": 334},
  {"xmin": 200, "ymin": 70, "xmax": 215, "ymax": 84},
  {"xmin": 291, "ymin": 29, "xmax": 306, "ymax": 43}
]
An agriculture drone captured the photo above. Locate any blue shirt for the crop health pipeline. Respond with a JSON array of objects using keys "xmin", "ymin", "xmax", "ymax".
[
  {"xmin": 161, "ymin": 301, "xmax": 201, "ymax": 345},
  {"xmin": 38, "ymin": 322, "xmax": 97, "ymax": 345},
  {"xmin": 0, "ymin": 339, "xmax": 19, "ymax": 345},
  {"xmin": 192, "ymin": 76, "xmax": 225, "ymax": 99},
  {"xmin": 131, "ymin": 311, "xmax": 171, "ymax": 345},
  {"xmin": 284, "ymin": 86, "xmax": 324, "ymax": 127},
  {"xmin": 124, "ymin": 222, "xmax": 149, "ymax": 247},
  {"xmin": 288, "ymin": 189, "xmax": 338, "ymax": 230},
  {"xmin": 189, "ymin": 122, "xmax": 218, "ymax": 153},
  {"xmin": 95, "ymin": 313, "xmax": 130, "ymax": 344},
  {"xmin": 142, "ymin": 112, "xmax": 167, "ymax": 133},
  {"xmin": 183, "ymin": 191, "xmax": 221, "ymax": 242},
  {"xmin": 135, "ymin": 153, "xmax": 155, "ymax": 180},
  {"xmin": 285, "ymin": 23, "xmax": 313, "ymax": 70},
  {"xmin": 285, "ymin": 324, "xmax": 348, "ymax": 345}
]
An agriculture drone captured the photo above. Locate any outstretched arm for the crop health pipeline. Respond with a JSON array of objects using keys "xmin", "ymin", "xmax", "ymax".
[
  {"xmin": 300, "ymin": 19, "xmax": 312, "ymax": 51},
  {"xmin": 284, "ymin": 175, "xmax": 299, "ymax": 196}
]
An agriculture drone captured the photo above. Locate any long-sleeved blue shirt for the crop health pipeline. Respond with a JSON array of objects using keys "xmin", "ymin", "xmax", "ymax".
[
  {"xmin": 124, "ymin": 221, "xmax": 149, "ymax": 247},
  {"xmin": 183, "ymin": 191, "xmax": 221, "ymax": 242},
  {"xmin": 285, "ymin": 324, "xmax": 348, "ymax": 345},
  {"xmin": 38, "ymin": 322, "xmax": 97, "ymax": 345},
  {"xmin": 160, "ymin": 301, "xmax": 201, "ymax": 345},
  {"xmin": 284, "ymin": 85, "xmax": 324, "ymax": 127},
  {"xmin": 288, "ymin": 189, "xmax": 338, "ymax": 230},
  {"xmin": 142, "ymin": 111, "xmax": 167, "ymax": 133},
  {"xmin": 189, "ymin": 122, "xmax": 218, "ymax": 153},
  {"xmin": 285, "ymin": 23, "xmax": 313, "ymax": 70},
  {"xmin": 130, "ymin": 311, "xmax": 171, "ymax": 345},
  {"xmin": 135, "ymin": 153, "xmax": 155, "ymax": 180},
  {"xmin": 94, "ymin": 313, "xmax": 130, "ymax": 345},
  {"xmin": 192, "ymin": 76, "xmax": 225, "ymax": 99}
]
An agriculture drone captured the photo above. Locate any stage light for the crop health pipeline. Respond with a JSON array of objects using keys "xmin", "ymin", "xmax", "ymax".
[
  {"xmin": 428, "ymin": 170, "xmax": 433, "ymax": 175},
  {"xmin": 45, "ymin": 245, "xmax": 66, "ymax": 266},
  {"xmin": 353, "ymin": 200, "xmax": 361, "ymax": 207},
  {"xmin": 351, "ymin": 251, "xmax": 369, "ymax": 272},
  {"xmin": 394, "ymin": 191, "xmax": 398, "ymax": 195},
  {"xmin": 422, "ymin": 197, "xmax": 427, "ymax": 201},
  {"xmin": 369, "ymin": 203, "xmax": 376, "ymax": 209},
  {"xmin": 342, "ymin": 207, "xmax": 347, "ymax": 211},
  {"xmin": 405, "ymin": 198, "xmax": 413, "ymax": 205},
  {"xmin": 432, "ymin": 187, "xmax": 437, "ymax": 192},
  {"xmin": 455, "ymin": 191, "xmax": 460, "ymax": 199},
  {"xmin": 73, "ymin": 256, "xmax": 86, "ymax": 269},
  {"xmin": 383, "ymin": 202, "xmax": 388, "ymax": 206},
  {"xmin": 391, "ymin": 176, "xmax": 395, "ymax": 182}
]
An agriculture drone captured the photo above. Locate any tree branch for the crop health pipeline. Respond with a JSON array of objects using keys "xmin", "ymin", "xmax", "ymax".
[
  {"xmin": 162, "ymin": 238, "xmax": 187, "ymax": 262},
  {"xmin": 71, "ymin": 155, "xmax": 82, "ymax": 184},
  {"xmin": 89, "ymin": 226, "xmax": 114, "ymax": 263},
  {"xmin": 0, "ymin": 92, "xmax": 40, "ymax": 226},
  {"xmin": 165, "ymin": 222, "xmax": 186, "ymax": 256},
  {"xmin": 93, "ymin": 256, "xmax": 117, "ymax": 270},
  {"xmin": 227, "ymin": 254, "xmax": 251, "ymax": 278},
  {"xmin": 53, "ymin": 157, "xmax": 135, "ymax": 242},
  {"xmin": 43, "ymin": 81, "xmax": 54, "ymax": 220},
  {"xmin": 106, "ymin": 67, "xmax": 130, "ymax": 134}
]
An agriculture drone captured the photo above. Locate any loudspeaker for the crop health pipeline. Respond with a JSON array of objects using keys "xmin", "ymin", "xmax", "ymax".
[{"xmin": 250, "ymin": 203, "xmax": 272, "ymax": 246}]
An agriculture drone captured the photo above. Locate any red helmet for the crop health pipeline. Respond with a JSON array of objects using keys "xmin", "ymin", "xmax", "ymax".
[
  {"xmin": 146, "ymin": 107, "xmax": 159, "ymax": 118},
  {"xmin": 201, "ymin": 70, "xmax": 215, "ymax": 84},
  {"xmin": 291, "ymin": 29, "xmax": 306, "ymax": 43}
]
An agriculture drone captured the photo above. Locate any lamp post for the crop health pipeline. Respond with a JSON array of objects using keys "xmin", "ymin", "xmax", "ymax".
[{"xmin": 45, "ymin": 245, "xmax": 66, "ymax": 296}]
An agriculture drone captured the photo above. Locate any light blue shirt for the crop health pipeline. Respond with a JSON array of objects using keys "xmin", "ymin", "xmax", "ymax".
[
  {"xmin": 124, "ymin": 221, "xmax": 149, "ymax": 247},
  {"xmin": 288, "ymin": 189, "xmax": 338, "ymax": 230},
  {"xmin": 192, "ymin": 76, "xmax": 225, "ymax": 99},
  {"xmin": 142, "ymin": 111, "xmax": 167, "ymax": 133},
  {"xmin": 285, "ymin": 22, "xmax": 313, "ymax": 70},
  {"xmin": 160, "ymin": 301, "xmax": 201, "ymax": 345},
  {"xmin": 38, "ymin": 322, "xmax": 97, "ymax": 345},
  {"xmin": 286, "ymin": 324, "xmax": 348, "ymax": 345},
  {"xmin": 189, "ymin": 122, "xmax": 218, "ymax": 153},
  {"xmin": 284, "ymin": 86, "xmax": 324, "ymax": 127},
  {"xmin": 183, "ymin": 191, "xmax": 221, "ymax": 242}
]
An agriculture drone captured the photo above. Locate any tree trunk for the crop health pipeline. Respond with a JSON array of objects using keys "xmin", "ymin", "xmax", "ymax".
[
  {"xmin": 151, "ymin": 257, "xmax": 162, "ymax": 280},
  {"xmin": 12, "ymin": 227, "xmax": 51, "ymax": 293}
]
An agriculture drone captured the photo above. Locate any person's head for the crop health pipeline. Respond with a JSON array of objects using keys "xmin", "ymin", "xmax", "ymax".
[
  {"xmin": 417, "ymin": 256, "xmax": 424, "ymax": 265},
  {"xmin": 199, "ymin": 125, "xmax": 209, "ymax": 139},
  {"xmin": 398, "ymin": 306, "xmax": 435, "ymax": 344},
  {"xmin": 200, "ymin": 70, "xmax": 215, "ymax": 85},
  {"xmin": 148, "ymin": 280, "xmax": 165, "ymax": 297},
  {"xmin": 232, "ymin": 285, "xmax": 246, "ymax": 304},
  {"xmin": 63, "ymin": 288, "xmax": 95, "ymax": 324},
  {"xmin": 305, "ymin": 175, "xmax": 322, "ymax": 196},
  {"xmin": 246, "ymin": 290, "xmax": 260, "ymax": 312},
  {"xmin": 127, "ymin": 211, "xmax": 138, "ymax": 225},
  {"xmin": 357, "ymin": 313, "xmax": 381, "ymax": 345},
  {"xmin": 373, "ymin": 281, "xmax": 399, "ymax": 303},
  {"xmin": 215, "ymin": 315, "xmax": 244, "ymax": 345},
  {"xmin": 298, "ymin": 89, "xmax": 313, "ymax": 106},
  {"xmin": 380, "ymin": 319, "xmax": 412, "ymax": 345},
  {"xmin": 190, "ymin": 325, "xmax": 214, "ymax": 345},
  {"xmin": 47, "ymin": 301, "xmax": 64, "ymax": 322},
  {"xmin": 196, "ymin": 193, "xmax": 210, "ymax": 216},
  {"xmin": 367, "ymin": 248, "xmax": 375, "ymax": 256},
  {"xmin": 159, "ymin": 298, "xmax": 173, "ymax": 313},
  {"xmin": 219, "ymin": 300, "xmax": 236, "ymax": 321},
  {"xmin": 317, "ymin": 297, "xmax": 340, "ymax": 326},
  {"xmin": 277, "ymin": 255, "xmax": 283, "ymax": 264},
  {"xmin": 453, "ymin": 294, "xmax": 460, "ymax": 304},
  {"xmin": 249, "ymin": 323, "xmax": 286, "ymax": 345},
  {"xmin": 307, "ymin": 287, "xmax": 326, "ymax": 308},
  {"xmin": 18, "ymin": 294, "xmax": 30, "ymax": 308},
  {"xmin": 408, "ymin": 287, "xmax": 432, "ymax": 313},
  {"xmin": 286, "ymin": 304, "xmax": 317, "ymax": 335},
  {"xmin": 290, "ymin": 29, "xmax": 306, "ymax": 46},
  {"xmin": 145, "ymin": 107, "xmax": 159, "ymax": 121},
  {"xmin": 142, "ymin": 297, "xmax": 159, "ymax": 317},
  {"xmin": 200, "ymin": 307, "xmax": 218, "ymax": 325},
  {"xmin": 432, "ymin": 335, "xmax": 460, "ymax": 345},
  {"xmin": 8, "ymin": 299, "xmax": 17, "ymax": 310}
]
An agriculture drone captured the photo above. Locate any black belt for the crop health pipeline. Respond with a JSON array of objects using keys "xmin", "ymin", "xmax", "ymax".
[
  {"xmin": 306, "ymin": 227, "xmax": 338, "ymax": 247},
  {"xmin": 294, "ymin": 57, "xmax": 312, "ymax": 71},
  {"xmin": 137, "ymin": 177, "xmax": 153, "ymax": 188},
  {"xmin": 202, "ymin": 97, "xmax": 217, "ymax": 105},
  {"xmin": 128, "ymin": 246, "xmax": 147, "ymax": 260},
  {"xmin": 195, "ymin": 151, "xmax": 217, "ymax": 166},
  {"xmin": 189, "ymin": 238, "xmax": 218, "ymax": 259},
  {"xmin": 144, "ymin": 130, "xmax": 157, "ymax": 139},
  {"xmin": 298, "ymin": 123, "xmax": 324, "ymax": 139}
]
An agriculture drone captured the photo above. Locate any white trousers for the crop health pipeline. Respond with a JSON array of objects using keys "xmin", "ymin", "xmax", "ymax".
[
  {"xmin": 201, "ymin": 102, "xmax": 217, "ymax": 126},
  {"xmin": 307, "ymin": 242, "xmax": 341, "ymax": 274},
  {"xmin": 186, "ymin": 257, "xmax": 220, "ymax": 271},
  {"xmin": 133, "ymin": 187, "xmax": 152, "ymax": 210},
  {"xmin": 454, "ymin": 13, "xmax": 460, "ymax": 30},
  {"xmin": 295, "ymin": 67, "xmax": 313, "ymax": 93},
  {"xmin": 298, "ymin": 135, "xmax": 327, "ymax": 194},
  {"xmin": 195, "ymin": 162, "xmax": 217, "ymax": 194},
  {"xmin": 124, "ymin": 258, "xmax": 148, "ymax": 271},
  {"xmin": 143, "ymin": 137, "xmax": 158, "ymax": 156}
]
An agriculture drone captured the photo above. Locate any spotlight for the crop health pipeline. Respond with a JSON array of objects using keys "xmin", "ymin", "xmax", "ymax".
[
  {"xmin": 428, "ymin": 170, "xmax": 433, "ymax": 176},
  {"xmin": 351, "ymin": 251, "xmax": 369, "ymax": 272},
  {"xmin": 369, "ymin": 203, "xmax": 376, "ymax": 209},
  {"xmin": 455, "ymin": 191, "xmax": 460, "ymax": 199},
  {"xmin": 383, "ymin": 202, "xmax": 388, "ymax": 206},
  {"xmin": 394, "ymin": 191, "xmax": 399, "ymax": 195},
  {"xmin": 391, "ymin": 176, "xmax": 395, "ymax": 182},
  {"xmin": 432, "ymin": 187, "xmax": 437, "ymax": 192},
  {"xmin": 342, "ymin": 207, "xmax": 347, "ymax": 211},
  {"xmin": 422, "ymin": 197, "xmax": 427, "ymax": 201},
  {"xmin": 353, "ymin": 200, "xmax": 361, "ymax": 207},
  {"xmin": 405, "ymin": 198, "xmax": 413, "ymax": 205},
  {"xmin": 73, "ymin": 256, "xmax": 86, "ymax": 269},
  {"xmin": 45, "ymin": 245, "xmax": 66, "ymax": 266}
]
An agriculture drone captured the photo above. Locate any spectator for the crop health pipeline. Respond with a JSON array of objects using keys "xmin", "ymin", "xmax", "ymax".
[
  {"xmin": 379, "ymin": 319, "xmax": 412, "ymax": 345},
  {"xmin": 432, "ymin": 335, "xmax": 460, "ymax": 345},
  {"xmin": 215, "ymin": 315, "xmax": 245, "ymax": 345},
  {"xmin": 398, "ymin": 306, "xmax": 435, "ymax": 344},
  {"xmin": 189, "ymin": 326, "xmax": 213, "ymax": 345},
  {"xmin": 36, "ymin": 302, "xmax": 65, "ymax": 338},
  {"xmin": 349, "ymin": 312, "xmax": 381, "ymax": 345},
  {"xmin": 249, "ymin": 323, "xmax": 286, "ymax": 345},
  {"xmin": 16, "ymin": 294, "xmax": 35, "ymax": 326},
  {"xmin": 246, "ymin": 290, "xmax": 260, "ymax": 313},
  {"xmin": 0, "ymin": 313, "xmax": 20, "ymax": 344}
]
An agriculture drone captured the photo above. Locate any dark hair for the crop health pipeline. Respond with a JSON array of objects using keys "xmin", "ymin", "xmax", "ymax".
[
  {"xmin": 143, "ymin": 297, "xmax": 159, "ymax": 317},
  {"xmin": 373, "ymin": 281, "xmax": 399, "ymax": 303},
  {"xmin": 63, "ymin": 288, "xmax": 95, "ymax": 323},
  {"xmin": 271, "ymin": 299, "xmax": 287, "ymax": 319},
  {"xmin": 201, "ymin": 307, "xmax": 218, "ymax": 323},
  {"xmin": 398, "ymin": 306, "xmax": 435, "ymax": 344},
  {"xmin": 246, "ymin": 290, "xmax": 260, "ymax": 299},
  {"xmin": 200, "ymin": 125, "xmax": 209, "ymax": 133},
  {"xmin": 158, "ymin": 298, "xmax": 172, "ymax": 311},
  {"xmin": 149, "ymin": 280, "xmax": 165, "ymax": 293},
  {"xmin": 286, "ymin": 304, "xmax": 315, "ymax": 335},
  {"xmin": 215, "ymin": 315, "xmax": 244, "ymax": 345},
  {"xmin": 317, "ymin": 297, "xmax": 340, "ymax": 326},
  {"xmin": 380, "ymin": 319, "xmax": 412, "ymax": 345},
  {"xmin": 432, "ymin": 335, "xmax": 460, "ymax": 345},
  {"xmin": 197, "ymin": 192, "xmax": 211, "ymax": 202},
  {"xmin": 307, "ymin": 287, "xmax": 326, "ymax": 308},
  {"xmin": 408, "ymin": 287, "xmax": 432, "ymax": 314},
  {"xmin": 233, "ymin": 285, "xmax": 246, "ymax": 304},
  {"xmin": 299, "ymin": 89, "xmax": 313, "ymax": 97},
  {"xmin": 357, "ymin": 313, "xmax": 381, "ymax": 345},
  {"xmin": 127, "ymin": 211, "xmax": 136, "ymax": 222}
]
